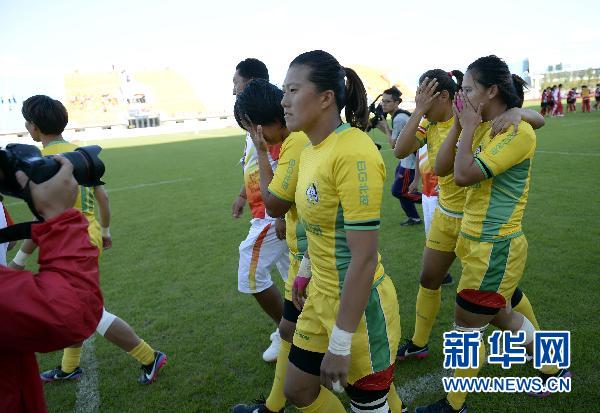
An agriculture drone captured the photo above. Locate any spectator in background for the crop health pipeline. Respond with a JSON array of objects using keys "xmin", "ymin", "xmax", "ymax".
[
  {"xmin": 377, "ymin": 86, "xmax": 422, "ymax": 226},
  {"xmin": 540, "ymin": 88, "xmax": 549, "ymax": 116},
  {"xmin": 547, "ymin": 86, "xmax": 555, "ymax": 115},
  {"xmin": 552, "ymin": 84, "xmax": 564, "ymax": 117},
  {"xmin": 566, "ymin": 87, "xmax": 577, "ymax": 112},
  {"xmin": 581, "ymin": 85, "xmax": 591, "ymax": 112},
  {"xmin": 594, "ymin": 83, "xmax": 600, "ymax": 110}
]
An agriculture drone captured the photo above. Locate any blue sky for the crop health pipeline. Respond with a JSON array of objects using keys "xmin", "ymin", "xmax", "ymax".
[{"xmin": 1, "ymin": 0, "xmax": 598, "ymax": 115}]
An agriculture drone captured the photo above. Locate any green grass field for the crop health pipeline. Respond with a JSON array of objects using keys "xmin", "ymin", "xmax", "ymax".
[{"xmin": 7, "ymin": 109, "xmax": 599, "ymax": 412}]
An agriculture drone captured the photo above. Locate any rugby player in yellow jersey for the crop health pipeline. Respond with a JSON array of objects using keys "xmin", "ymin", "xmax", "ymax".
[
  {"xmin": 10, "ymin": 95, "xmax": 166, "ymax": 385},
  {"xmin": 416, "ymin": 56, "xmax": 571, "ymax": 413},
  {"xmin": 231, "ymin": 79, "xmax": 310, "ymax": 413},
  {"xmin": 394, "ymin": 71, "xmax": 545, "ymax": 364},
  {"xmin": 281, "ymin": 50, "xmax": 405, "ymax": 413}
]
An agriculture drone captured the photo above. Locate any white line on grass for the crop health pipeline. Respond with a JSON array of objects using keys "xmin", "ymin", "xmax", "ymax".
[
  {"xmin": 395, "ymin": 369, "xmax": 451, "ymax": 406},
  {"xmin": 106, "ymin": 178, "xmax": 192, "ymax": 193},
  {"xmin": 74, "ymin": 336, "xmax": 99, "ymax": 413},
  {"xmin": 536, "ymin": 150, "xmax": 600, "ymax": 157},
  {"xmin": 4, "ymin": 178, "xmax": 193, "ymax": 207}
]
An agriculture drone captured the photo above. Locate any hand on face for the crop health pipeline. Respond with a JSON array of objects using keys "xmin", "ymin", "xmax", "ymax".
[
  {"xmin": 453, "ymin": 90, "xmax": 483, "ymax": 131},
  {"xmin": 415, "ymin": 77, "xmax": 440, "ymax": 115},
  {"xmin": 241, "ymin": 115, "xmax": 268, "ymax": 152}
]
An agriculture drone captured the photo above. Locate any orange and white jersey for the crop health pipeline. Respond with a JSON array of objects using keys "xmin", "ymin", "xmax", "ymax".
[
  {"xmin": 418, "ymin": 145, "xmax": 439, "ymax": 197},
  {"xmin": 242, "ymin": 132, "xmax": 281, "ymax": 220}
]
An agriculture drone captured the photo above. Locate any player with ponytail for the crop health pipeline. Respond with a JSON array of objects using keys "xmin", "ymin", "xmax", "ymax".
[{"xmin": 281, "ymin": 50, "xmax": 404, "ymax": 413}]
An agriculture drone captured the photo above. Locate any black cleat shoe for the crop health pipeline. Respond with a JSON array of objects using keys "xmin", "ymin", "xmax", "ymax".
[
  {"xmin": 527, "ymin": 368, "xmax": 572, "ymax": 397},
  {"xmin": 40, "ymin": 366, "xmax": 83, "ymax": 382},
  {"xmin": 396, "ymin": 339, "xmax": 429, "ymax": 361},
  {"xmin": 401, "ymin": 218, "xmax": 422, "ymax": 226},
  {"xmin": 415, "ymin": 398, "xmax": 466, "ymax": 413},
  {"xmin": 232, "ymin": 397, "xmax": 283, "ymax": 413},
  {"xmin": 139, "ymin": 351, "xmax": 167, "ymax": 384}
]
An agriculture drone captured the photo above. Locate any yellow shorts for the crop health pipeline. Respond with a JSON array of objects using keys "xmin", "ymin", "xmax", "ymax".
[
  {"xmin": 426, "ymin": 208, "xmax": 462, "ymax": 252},
  {"xmin": 456, "ymin": 234, "xmax": 528, "ymax": 308},
  {"xmin": 284, "ymin": 255, "xmax": 301, "ymax": 302},
  {"xmin": 293, "ymin": 276, "xmax": 400, "ymax": 384}
]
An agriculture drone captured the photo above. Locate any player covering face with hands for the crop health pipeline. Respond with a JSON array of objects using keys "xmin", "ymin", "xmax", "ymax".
[
  {"xmin": 394, "ymin": 71, "xmax": 544, "ymax": 368},
  {"xmin": 416, "ymin": 55, "xmax": 570, "ymax": 413},
  {"xmin": 231, "ymin": 79, "xmax": 309, "ymax": 413}
]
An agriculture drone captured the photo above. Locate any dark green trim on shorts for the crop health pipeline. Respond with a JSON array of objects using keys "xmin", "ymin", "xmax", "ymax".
[
  {"xmin": 364, "ymin": 287, "xmax": 390, "ymax": 372},
  {"xmin": 479, "ymin": 238, "xmax": 511, "ymax": 292}
]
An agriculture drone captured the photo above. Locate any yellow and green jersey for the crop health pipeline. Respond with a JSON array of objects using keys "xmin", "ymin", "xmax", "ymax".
[
  {"xmin": 416, "ymin": 117, "xmax": 466, "ymax": 216},
  {"xmin": 461, "ymin": 120, "xmax": 536, "ymax": 242},
  {"xmin": 295, "ymin": 124, "xmax": 386, "ymax": 297},
  {"xmin": 42, "ymin": 140, "xmax": 101, "ymax": 248},
  {"xmin": 268, "ymin": 131, "xmax": 310, "ymax": 260}
]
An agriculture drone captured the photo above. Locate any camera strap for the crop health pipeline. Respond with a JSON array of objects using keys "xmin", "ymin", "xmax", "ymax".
[
  {"xmin": 0, "ymin": 179, "xmax": 44, "ymax": 243},
  {"xmin": 0, "ymin": 222, "xmax": 35, "ymax": 243},
  {"xmin": 22, "ymin": 178, "xmax": 45, "ymax": 222}
]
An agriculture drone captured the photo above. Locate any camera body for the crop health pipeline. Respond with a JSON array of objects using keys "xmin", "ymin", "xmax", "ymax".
[
  {"xmin": 0, "ymin": 144, "xmax": 105, "ymax": 199},
  {"xmin": 366, "ymin": 101, "xmax": 386, "ymax": 132}
]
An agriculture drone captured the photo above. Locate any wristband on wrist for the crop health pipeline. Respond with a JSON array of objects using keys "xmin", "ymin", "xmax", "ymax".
[
  {"xmin": 13, "ymin": 250, "xmax": 30, "ymax": 266},
  {"xmin": 328, "ymin": 325, "xmax": 353, "ymax": 356},
  {"xmin": 101, "ymin": 227, "xmax": 110, "ymax": 237}
]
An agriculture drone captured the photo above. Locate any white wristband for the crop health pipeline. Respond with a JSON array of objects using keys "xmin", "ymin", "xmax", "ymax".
[
  {"xmin": 101, "ymin": 227, "xmax": 110, "ymax": 237},
  {"xmin": 328, "ymin": 325, "xmax": 353, "ymax": 356},
  {"xmin": 298, "ymin": 256, "xmax": 312, "ymax": 279},
  {"xmin": 13, "ymin": 250, "xmax": 30, "ymax": 266}
]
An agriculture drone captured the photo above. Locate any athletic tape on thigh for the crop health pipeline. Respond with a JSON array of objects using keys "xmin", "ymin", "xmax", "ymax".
[
  {"xmin": 520, "ymin": 316, "xmax": 535, "ymax": 345},
  {"xmin": 350, "ymin": 394, "xmax": 389, "ymax": 413},
  {"xmin": 96, "ymin": 308, "xmax": 117, "ymax": 336},
  {"xmin": 453, "ymin": 323, "xmax": 489, "ymax": 333},
  {"xmin": 283, "ymin": 299, "xmax": 301, "ymax": 323},
  {"xmin": 288, "ymin": 344, "xmax": 324, "ymax": 377}
]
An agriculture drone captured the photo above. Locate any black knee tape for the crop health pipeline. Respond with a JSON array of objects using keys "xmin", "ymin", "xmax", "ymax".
[
  {"xmin": 288, "ymin": 345, "xmax": 323, "ymax": 377},
  {"xmin": 283, "ymin": 299, "xmax": 300, "ymax": 323},
  {"xmin": 511, "ymin": 287, "xmax": 523, "ymax": 308},
  {"xmin": 456, "ymin": 294, "xmax": 500, "ymax": 315}
]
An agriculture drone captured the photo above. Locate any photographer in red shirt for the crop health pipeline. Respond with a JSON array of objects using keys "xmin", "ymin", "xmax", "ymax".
[{"xmin": 0, "ymin": 156, "xmax": 103, "ymax": 412}]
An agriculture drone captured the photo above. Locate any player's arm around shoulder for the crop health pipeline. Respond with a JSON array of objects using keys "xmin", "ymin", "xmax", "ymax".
[{"xmin": 477, "ymin": 122, "xmax": 536, "ymax": 180}]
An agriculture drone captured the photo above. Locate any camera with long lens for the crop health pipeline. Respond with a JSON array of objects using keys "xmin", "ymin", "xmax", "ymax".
[
  {"xmin": 0, "ymin": 144, "xmax": 105, "ymax": 199},
  {"xmin": 365, "ymin": 94, "xmax": 385, "ymax": 132}
]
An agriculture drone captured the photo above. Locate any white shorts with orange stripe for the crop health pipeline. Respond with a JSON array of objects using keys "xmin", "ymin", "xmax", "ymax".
[{"xmin": 238, "ymin": 218, "xmax": 290, "ymax": 294}]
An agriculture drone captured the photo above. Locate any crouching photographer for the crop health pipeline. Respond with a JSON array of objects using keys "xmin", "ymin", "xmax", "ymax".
[{"xmin": 0, "ymin": 156, "xmax": 104, "ymax": 413}]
